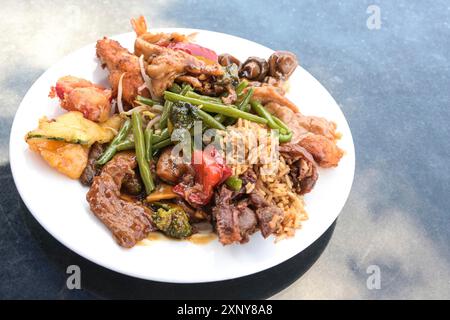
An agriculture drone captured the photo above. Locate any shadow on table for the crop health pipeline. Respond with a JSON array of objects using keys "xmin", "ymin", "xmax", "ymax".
[{"xmin": 8, "ymin": 162, "xmax": 336, "ymax": 299}]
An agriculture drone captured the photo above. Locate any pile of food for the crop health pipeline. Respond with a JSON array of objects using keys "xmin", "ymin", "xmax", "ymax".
[{"xmin": 25, "ymin": 16, "xmax": 343, "ymax": 247}]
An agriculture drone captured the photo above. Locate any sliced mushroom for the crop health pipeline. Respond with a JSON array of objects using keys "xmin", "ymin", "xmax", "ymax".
[
  {"xmin": 239, "ymin": 57, "xmax": 269, "ymax": 81},
  {"xmin": 218, "ymin": 53, "xmax": 241, "ymax": 67},
  {"xmin": 268, "ymin": 51, "xmax": 298, "ymax": 80}
]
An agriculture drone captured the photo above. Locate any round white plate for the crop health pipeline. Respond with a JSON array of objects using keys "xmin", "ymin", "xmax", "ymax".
[{"xmin": 9, "ymin": 29, "xmax": 355, "ymax": 283}]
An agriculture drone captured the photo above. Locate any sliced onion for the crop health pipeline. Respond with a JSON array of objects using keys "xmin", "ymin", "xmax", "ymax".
[
  {"xmin": 150, "ymin": 104, "xmax": 164, "ymax": 112},
  {"xmin": 137, "ymin": 83, "xmax": 147, "ymax": 93},
  {"xmin": 139, "ymin": 54, "xmax": 156, "ymax": 100},
  {"xmin": 117, "ymin": 72, "xmax": 126, "ymax": 113},
  {"xmin": 122, "ymin": 105, "xmax": 147, "ymax": 115},
  {"xmin": 146, "ymin": 115, "xmax": 161, "ymax": 130},
  {"xmin": 110, "ymin": 99, "xmax": 117, "ymax": 116}
]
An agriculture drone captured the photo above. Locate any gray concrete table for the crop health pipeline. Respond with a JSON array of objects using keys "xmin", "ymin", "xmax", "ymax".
[{"xmin": 1, "ymin": 0, "xmax": 449, "ymax": 299}]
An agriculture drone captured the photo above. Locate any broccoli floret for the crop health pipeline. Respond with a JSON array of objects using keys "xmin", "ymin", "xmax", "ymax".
[
  {"xmin": 152, "ymin": 207, "xmax": 192, "ymax": 239},
  {"xmin": 170, "ymin": 102, "xmax": 199, "ymax": 131}
]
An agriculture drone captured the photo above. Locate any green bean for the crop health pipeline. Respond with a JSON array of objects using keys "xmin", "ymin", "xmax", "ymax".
[
  {"xmin": 193, "ymin": 108, "xmax": 226, "ymax": 130},
  {"xmin": 136, "ymin": 95, "xmax": 157, "ymax": 106},
  {"xmin": 96, "ymin": 118, "xmax": 132, "ymax": 165},
  {"xmin": 222, "ymin": 87, "xmax": 254, "ymax": 126},
  {"xmin": 159, "ymin": 100, "xmax": 172, "ymax": 130},
  {"xmin": 278, "ymin": 131, "xmax": 293, "ymax": 143},
  {"xmin": 272, "ymin": 116, "xmax": 290, "ymax": 132},
  {"xmin": 186, "ymin": 91, "xmax": 222, "ymax": 103},
  {"xmin": 132, "ymin": 111, "xmax": 155, "ymax": 194},
  {"xmin": 238, "ymin": 88, "xmax": 254, "ymax": 110},
  {"xmin": 152, "ymin": 137, "xmax": 173, "ymax": 150},
  {"xmin": 116, "ymin": 140, "xmax": 135, "ymax": 151},
  {"xmin": 145, "ymin": 127, "xmax": 153, "ymax": 162},
  {"xmin": 180, "ymin": 84, "xmax": 193, "ymax": 95},
  {"xmin": 250, "ymin": 100, "xmax": 285, "ymax": 133},
  {"xmin": 225, "ymin": 176, "xmax": 242, "ymax": 191},
  {"xmin": 152, "ymin": 128, "xmax": 170, "ymax": 144},
  {"xmin": 235, "ymin": 80, "xmax": 248, "ymax": 96},
  {"xmin": 250, "ymin": 101, "xmax": 293, "ymax": 142},
  {"xmin": 164, "ymin": 91, "xmax": 268, "ymax": 124},
  {"xmin": 168, "ymin": 83, "xmax": 182, "ymax": 94},
  {"xmin": 214, "ymin": 114, "xmax": 227, "ymax": 124}
]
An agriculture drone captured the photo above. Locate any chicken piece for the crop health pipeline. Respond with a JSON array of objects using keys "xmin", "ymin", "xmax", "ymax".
[
  {"xmin": 49, "ymin": 76, "xmax": 111, "ymax": 122},
  {"xmin": 131, "ymin": 16, "xmax": 224, "ymax": 98},
  {"xmin": 134, "ymin": 38, "xmax": 224, "ymax": 98},
  {"xmin": 251, "ymin": 86, "xmax": 299, "ymax": 112},
  {"xmin": 279, "ymin": 144, "xmax": 318, "ymax": 194},
  {"xmin": 96, "ymin": 38, "xmax": 150, "ymax": 108},
  {"xmin": 265, "ymin": 102, "xmax": 343, "ymax": 168},
  {"xmin": 86, "ymin": 152, "xmax": 156, "ymax": 248}
]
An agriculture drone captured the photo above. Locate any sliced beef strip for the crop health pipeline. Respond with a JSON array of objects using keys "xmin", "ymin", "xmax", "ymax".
[
  {"xmin": 86, "ymin": 152, "xmax": 156, "ymax": 248},
  {"xmin": 236, "ymin": 200, "xmax": 258, "ymax": 243},
  {"xmin": 79, "ymin": 142, "xmax": 106, "ymax": 186},
  {"xmin": 212, "ymin": 186, "xmax": 258, "ymax": 245},
  {"xmin": 249, "ymin": 192, "xmax": 283, "ymax": 238}
]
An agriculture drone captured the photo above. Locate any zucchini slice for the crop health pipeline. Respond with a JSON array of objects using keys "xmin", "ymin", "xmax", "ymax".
[{"xmin": 25, "ymin": 112, "xmax": 121, "ymax": 146}]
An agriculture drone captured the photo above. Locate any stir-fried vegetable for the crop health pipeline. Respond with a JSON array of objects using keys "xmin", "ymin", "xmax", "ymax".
[
  {"xmin": 168, "ymin": 83, "xmax": 182, "ymax": 93},
  {"xmin": 152, "ymin": 207, "xmax": 192, "ymax": 238},
  {"xmin": 218, "ymin": 63, "xmax": 239, "ymax": 87},
  {"xmin": 170, "ymin": 101, "xmax": 199, "ymax": 131},
  {"xmin": 251, "ymin": 100, "xmax": 285, "ymax": 132},
  {"xmin": 26, "ymin": 112, "xmax": 121, "ymax": 146},
  {"xmin": 238, "ymin": 87, "xmax": 254, "ymax": 111},
  {"xmin": 159, "ymin": 100, "xmax": 172, "ymax": 130},
  {"xmin": 96, "ymin": 118, "xmax": 132, "ymax": 165},
  {"xmin": 164, "ymin": 91, "xmax": 268, "ymax": 124},
  {"xmin": 146, "ymin": 184, "xmax": 178, "ymax": 202},
  {"xmin": 131, "ymin": 111, "xmax": 155, "ymax": 194},
  {"xmin": 235, "ymin": 79, "xmax": 249, "ymax": 96},
  {"xmin": 144, "ymin": 127, "xmax": 153, "ymax": 161},
  {"xmin": 136, "ymin": 95, "xmax": 157, "ymax": 106},
  {"xmin": 152, "ymin": 128, "xmax": 170, "ymax": 144},
  {"xmin": 250, "ymin": 100, "xmax": 293, "ymax": 142},
  {"xmin": 225, "ymin": 176, "xmax": 243, "ymax": 191},
  {"xmin": 152, "ymin": 137, "xmax": 173, "ymax": 150},
  {"xmin": 185, "ymin": 91, "xmax": 222, "ymax": 103},
  {"xmin": 173, "ymin": 147, "xmax": 232, "ymax": 205},
  {"xmin": 193, "ymin": 108, "xmax": 226, "ymax": 130},
  {"xmin": 116, "ymin": 140, "xmax": 135, "ymax": 151}
]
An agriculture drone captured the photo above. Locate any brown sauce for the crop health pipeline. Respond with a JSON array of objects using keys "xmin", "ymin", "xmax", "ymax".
[{"xmin": 137, "ymin": 232, "xmax": 216, "ymax": 245}]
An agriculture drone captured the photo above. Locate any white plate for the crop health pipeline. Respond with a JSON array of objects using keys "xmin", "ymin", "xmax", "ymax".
[{"xmin": 9, "ymin": 29, "xmax": 355, "ymax": 283}]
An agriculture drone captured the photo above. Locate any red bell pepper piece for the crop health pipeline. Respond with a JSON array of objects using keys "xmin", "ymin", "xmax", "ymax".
[
  {"xmin": 173, "ymin": 147, "xmax": 231, "ymax": 206},
  {"xmin": 167, "ymin": 42, "xmax": 218, "ymax": 62}
]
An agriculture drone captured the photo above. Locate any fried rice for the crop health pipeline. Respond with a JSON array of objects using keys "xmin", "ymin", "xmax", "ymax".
[{"xmin": 224, "ymin": 119, "xmax": 308, "ymax": 238}]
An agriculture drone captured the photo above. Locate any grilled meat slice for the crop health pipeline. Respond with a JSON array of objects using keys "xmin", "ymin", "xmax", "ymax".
[
  {"xmin": 212, "ymin": 186, "xmax": 258, "ymax": 245},
  {"xmin": 86, "ymin": 152, "xmax": 155, "ymax": 248},
  {"xmin": 249, "ymin": 192, "xmax": 283, "ymax": 238},
  {"xmin": 79, "ymin": 142, "xmax": 106, "ymax": 186}
]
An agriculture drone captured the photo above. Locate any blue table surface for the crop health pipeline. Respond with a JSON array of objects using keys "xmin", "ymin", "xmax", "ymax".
[{"xmin": 0, "ymin": 0, "xmax": 449, "ymax": 299}]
